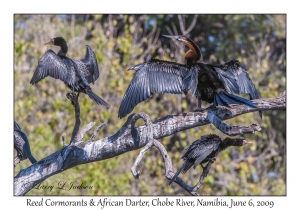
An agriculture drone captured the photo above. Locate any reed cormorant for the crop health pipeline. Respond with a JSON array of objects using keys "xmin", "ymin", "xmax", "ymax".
[
  {"xmin": 30, "ymin": 37, "xmax": 110, "ymax": 107},
  {"xmin": 169, "ymin": 134, "xmax": 251, "ymax": 184},
  {"xmin": 14, "ymin": 121, "xmax": 37, "ymax": 165},
  {"xmin": 118, "ymin": 35, "xmax": 261, "ymax": 118}
]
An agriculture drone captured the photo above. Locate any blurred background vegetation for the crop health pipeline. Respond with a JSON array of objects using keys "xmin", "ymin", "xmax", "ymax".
[{"xmin": 14, "ymin": 14, "xmax": 286, "ymax": 196}]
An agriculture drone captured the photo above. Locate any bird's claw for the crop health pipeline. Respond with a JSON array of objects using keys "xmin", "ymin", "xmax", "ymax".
[
  {"xmin": 66, "ymin": 91, "xmax": 77, "ymax": 106},
  {"xmin": 66, "ymin": 91, "xmax": 76, "ymax": 99},
  {"xmin": 200, "ymin": 163, "xmax": 205, "ymax": 169}
]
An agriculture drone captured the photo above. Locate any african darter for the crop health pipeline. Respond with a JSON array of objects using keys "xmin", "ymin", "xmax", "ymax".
[
  {"xmin": 169, "ymin": 134, "xmax": 251, "ymax": 184},
  {"xmin": 118, "ymin": 35, "xmax": 261, "ymax": 118},
  {"xmin": 14, "ymin": 121, "xmax": 37, "ymax": 165},
  {"xmin": 30, "ymin": 37, "xmax": 110, "ymax": 107}
]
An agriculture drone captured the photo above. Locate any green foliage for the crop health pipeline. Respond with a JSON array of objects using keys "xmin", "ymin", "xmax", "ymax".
[{"xmin": 14, "ymin": 14, "xmax": 286, "ymax": 196}]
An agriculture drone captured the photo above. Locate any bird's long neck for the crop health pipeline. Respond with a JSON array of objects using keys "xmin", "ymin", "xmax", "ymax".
[
  {"xmin": 57, "ymin": 43, "xmax": 68, "ymax": 58},
  {"xmin": 184, "ymin": 38, "xmax": 201, "ymax": 65},
  {"xmin": 220, "ymin": 138, "xmax": 235, "ymax": 151}
]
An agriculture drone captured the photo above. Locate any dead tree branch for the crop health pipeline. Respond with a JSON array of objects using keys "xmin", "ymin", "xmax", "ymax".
[
  {"xmin": 66, "ymin": 92, "xmax": 81, "ymax": 144},
  {"xmin": 129, "ymin": 111, "xmax": 260, "ymax": 196},
  {"xmin": 14, "ymin": 92, "xmax": 286, "ymax": 196},
  {"xmin": 129, "ymin": 112, "xmax": 199, "ymax": 195}
]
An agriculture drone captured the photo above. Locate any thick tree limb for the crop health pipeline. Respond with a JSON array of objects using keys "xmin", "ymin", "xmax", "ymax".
[{"xmin": 14, "ymin": 92, "xmax": 286, "ymax": 196}]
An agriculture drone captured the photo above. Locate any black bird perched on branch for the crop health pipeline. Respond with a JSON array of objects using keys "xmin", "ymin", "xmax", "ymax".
[
  {"xmin": 118, "ymin": 35, "xmax": 261, "ymax": 118},
  {"xmin": 14, "ymin": 121, "xmax": 37, "ymax": 166},
  {"xmin": 169, "ymin": 134, "xmax": 251, "ymax": 184},
  {"xmin": 30, "ymin": 37, "xmax": 110, "ymax": 107}
]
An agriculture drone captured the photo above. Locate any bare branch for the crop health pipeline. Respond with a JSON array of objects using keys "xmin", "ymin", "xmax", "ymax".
[
  {"xmin": 178, "ymin": 14, "xmax": 198, "ymax": 35},
  {"xmin": 191, "ymin": 159, "xmax": 215, "ymax": 193},
  {"xmin": 88, "ymin": 122, "xmax": 107, "ymax": 142},
  {"xmin": 14, "ymin": 92, "xmax": 285, "ymax": 196},
  {"xmin": 129, "ymin": 113, "xmax": 199, "ymax": 195},
  {"xmin": 131, "ymin": 141, "xmax": 153, "ymax": 179},
  {"xmin": 184, "ymin": 15, "xmax": 198, "ymax": 35},
  {"xmin": 178, "ymin": 15, "xmax": 186, "ymax": 35},
  {"xmin": 76, "ymin": 122, "xmax": 96, "ymax": 141},
  {"xmin": 66, "ymin": 92, "xmax": 81, "ymax": 144}
]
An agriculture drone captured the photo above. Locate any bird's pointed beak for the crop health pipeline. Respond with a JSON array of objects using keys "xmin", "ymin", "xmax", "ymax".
[
  {"xmin": 243, "ymin": 140, "xmax": 252, "ymax": 145},
  {"xmin": 44, "ymin": 39, "xmax": 54, "ymax": 45},
  {"xmin": 162, "ymin": 35, "xmax": 180, "ymax": 40}
]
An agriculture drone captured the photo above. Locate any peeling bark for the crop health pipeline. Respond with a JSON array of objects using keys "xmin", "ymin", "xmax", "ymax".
[{"xmin": 14, "ymin": 92, "xmax": 286, "ymax": 196}]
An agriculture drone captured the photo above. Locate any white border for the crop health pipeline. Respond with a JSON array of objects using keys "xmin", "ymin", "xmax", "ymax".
[{"xmin": 3, "ymin": 0, "xmax": 295, "ymax": 209}]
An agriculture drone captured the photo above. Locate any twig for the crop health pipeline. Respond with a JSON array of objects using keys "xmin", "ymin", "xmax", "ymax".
[
  {"xmin": 76, "ymin": 122, "xmax": 96, "ymax": 142},
  {"xmin": 88, "ymin": 122, "xmax": 107, "ymax": 142},
  {"xmin": 191, "ymin": 159, "xmax": 214, "ymax": 193}
]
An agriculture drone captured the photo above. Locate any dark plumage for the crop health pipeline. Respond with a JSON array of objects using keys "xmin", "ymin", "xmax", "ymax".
[
  {"xmin": 118, "ymin": 35, "xmax": 261, "ymax": 118},
  {"xmin": 169, "ymin": 134, "xmax": 250, "ymax": 184},
  {"xmin": 14, "ymin": 121, "xmax": 37, "ymax": 165},
  {"xmin": 30, "ymin": 37, "xmax": 110, "ymax": 107}
]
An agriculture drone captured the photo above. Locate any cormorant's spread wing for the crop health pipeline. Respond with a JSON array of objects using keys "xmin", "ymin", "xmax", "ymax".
[
  {"xmin": 14, "ymin": 122, "xmax": 28, "ymax": 154},
  {"xmin": 30, "ymin": 49, "xmax": 76, "ymax": 86},
  {"xmin": 79, "ymin": 45, "xmax": 99, "ymax": 84},
  {"xmin": 14, "ymin": 121, "xmax": 22, "ymax": 131},
  {"xmin": 118, "ymin": 59, "xmax": 193, "ymax": 118},
  {"xmin": 212, "ymin": 59, "xmax": 259, "ymax": 100}
]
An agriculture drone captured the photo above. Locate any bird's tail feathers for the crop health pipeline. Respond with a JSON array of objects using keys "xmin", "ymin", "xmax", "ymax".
[
  {"xmin": 214, "ymin": 92, "xmax": 257, "ymax": 109},
  {"xmin": 28, "ymin": 154, "xmax": 37, "ymax": 164},
  {"xmin": 86, "ymin": 90, "xmax": 110, "ymax": 108},
  {"xmin": 169, "ymin": 161, "xmax": 193, "ymax": 185}
]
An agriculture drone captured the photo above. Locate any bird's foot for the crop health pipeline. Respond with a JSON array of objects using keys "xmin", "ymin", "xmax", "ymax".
[
  {"xmin": 205, "ymin": 105, "xmax": 216, "ymax": 110},
  {"xmin": 67, "ymin": 91, "xmax": 77, "ymax": 99},
  {"xmin": 66, "ymin": 91, "xmax": 77, "ymax": 106},
  {"xmin": 193, "ymin": 108, "xmax": 205, "ymax": 112},
  {"xmin": 201, "ymin": 158, "xmax": 216, "ymax": 169}
]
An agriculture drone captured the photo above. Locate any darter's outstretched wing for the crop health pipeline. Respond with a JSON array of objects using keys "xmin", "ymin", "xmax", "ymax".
[{"xmin": 118, "ymin": 59, "xmax": 195, "ymax": 118}]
